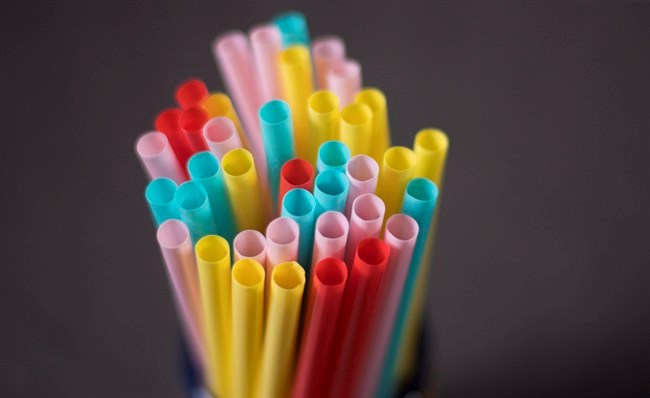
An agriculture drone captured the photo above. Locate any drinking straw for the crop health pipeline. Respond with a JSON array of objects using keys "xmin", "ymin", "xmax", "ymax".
[
  {"xmin": 292, "ymin": 258, "xmax": 347, "ymax": 398},
  {"xmin": 413, "ymin": 128, "xmax": 450, "ymax": 187},
  {"xmin": 249, "ymin": 24, "xmax": 283, "ymax": 103},
  {"xmin": 355, "ymin": 88, "xmax": 390, "ymax": 164},
  {"xmin": 202, "ymin": 92, "xmax": 249, "ymax": 149},
  {"xmin": 308, "ymin": 91, "xmax": 341, "ymax": 165},
  {"xmin": 155, "ymin": 108, "xmax": 193, "ymax": 173},
  {"xmin": 265, "ymin": 217, "xmax": 300, "ymax": 302},
  {"xmin": 311, "ymin": 211, "xmax": 349, "ymax": 268},
  {"xmin": 175, "ymin": 181, "xmax": 218, "ymax": 244},
  {"xmin": 145, "ymin": 177, "xmax": 180, "ymax": 226},
  {"xmin": 281, "ymin": 188, "xmax": 317, "ymax": 270},
  {"xmin": 279, "ymin": 45, "xmax": 314, "ymax": 160},
  {"xmin": 376, "ymin": 146, "xmax": 417, "ymax": 221},
  {"xmin": 187, "ymin": 151, "xmax": 236, "ymax": 242},
  {"xmin": 233, "ymin": 229, "xmax": 267, "ymax": 265},
  {"xmin": 179, "ymin": 106, "xmax": 209, "ymax": 153},
  {"xmin": 136, "ymin": 131, "xmax": 186, "ymax": 184},
  {"xmin": 352, "ymin": 214, "xmax": 419, "ymax": 397},
  {"xmin": 377, "ymin": 178, "xmax": 438, "ymax": 398},
  {"xmin": 221, "ymin": 148, "xmax": 266, "ymax": 233},
  {"xmin": 259, "ymin": 100, "xmax": 296, "ymax": 207},
  {"xmin": 278, "ymin": 158, "xmax": 314, "ymax": 215},
  {"xmin": 231, "ymin": 258, "xmax": 265, "ymax": 398},
  {"xmin": 273, "ymin": 11, "xmax": 310, "ymax": 47},
  {"xmin": 344, "ymin": 193, "xmax": 385, "ymax": 266},
  {"xmin": 345, "ymin": 154, "xmax": 379, "ymax": 218},
  {"xmin": 340, "ymin": 103, "xmax": 373, "ymax": 156},
  {"xmin": 202, "ymin": 117, "xmax": 242, "ymax": 161},
  {"xmin": 329, "ymin": 238, "xmax": 390, "ymax": 397},
  {"xmin": 313, "ymin": 169, "xmax": 349, "ymax": 217},
  {"xmin": 195, "ymin": 235, "xmax": 233, "ymax": 398},
  {"xmin": 176, "ymin": 78, "xmax": 209, "ymax": 110},
  {"xmin": 316, "ymin": 140, "xmax": 350, "ymax": 174},
  {"xmin": 326, "ymin": 59, "xmax": 362, "ymax": 108},
  {"xmin": 257, "ymin": 261, "xmax": 306, "ymax": 397},
  {"xmin": 312, "ymin": 36, "xmax": 346, "ymax": 89},
  {"xmin": 157, "ymin": 220, "xmax": 207, "ymax": 373}
]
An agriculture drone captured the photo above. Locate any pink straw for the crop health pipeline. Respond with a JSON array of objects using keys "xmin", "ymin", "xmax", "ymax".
[
  {"xmin": 345, "ymin": 154, "xmax": 379, "ymax": 218},
  {"xmin": 326, "ymin": 59, "xmax": 362, "ymax": 107},
  {"xmin": 203, "ymin": 117, "xmax": 243, "ymax": 160},
  {"xmin": 265, "ymin": 217, "xmax": 300, "ymax": 293},
  {"xmin": 233, "ymin": 229, "xmax": 267, "ymax": 265},
  {"xmin": 249, "ymin": 24, "xmax": 283, "ymax": 103},
  {"xmin": 311, "ymin": 211, "xmax": 350, "ymax": 269},
  {"xmin": 312, "ymin": 36, "xmax": 346, "ymax": 90},
  {"xmin": 344, "ymin": 193, "xmax": 385, "ymax": 267},
  {"xmin": 135, "ymin": 131, "xmax": 186, "ymax": 184}
]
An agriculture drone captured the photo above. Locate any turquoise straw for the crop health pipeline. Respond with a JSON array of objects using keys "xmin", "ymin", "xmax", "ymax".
[
  {"xmin": 316, "ymin": 140, "xmax": 350, "ymax": 174},
  {"xmin": 281, "ymin": 188, "xmax": 316, "ymax": 271},
  {"xmin": 187, "ymin": 151, "xmax": 235, "ymax": 243},
  {"xmin": 376, "ymin": 178, "xmax": 439, "ymax": 398},
  {"xmin": 273, "ymin": 11, "xmax": 310, "ymax": 47},
  {"xmin": 175, "ymin": 181, "xmax": 218, "ymax": 244},
  {"xmin": 313, "ymin": 169, "xmax": 349, "ymax": 217},
  {"xmin": 259, "ymin": 100, "xmax": 296, "ymax": 209},
  {"xmin": 145, "ymin": 177, "xmax": 180, "ymax": 226}
]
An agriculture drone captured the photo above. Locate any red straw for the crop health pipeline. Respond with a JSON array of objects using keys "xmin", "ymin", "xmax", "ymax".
[
  {"xmin": 179, "ymin": 106, "xmax": 209, "ymax": 153},
  {"xmin": 154, "ymin": 108, "xmax": 193, "ymax": 175},
  {"xmin": 175, "ymin": 78, "xmax": 209, "ymax": 109},
  {"xmin": 291, "ymin": 258, "xmax": 348, "ymax": 398},
  {"xmin": 278, "ymin": 158, "xmax": 314, "ymax": 214}
]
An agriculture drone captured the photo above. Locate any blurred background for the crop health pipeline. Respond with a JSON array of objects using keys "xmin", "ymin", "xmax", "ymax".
[{"xmin": 1, "ymin": 1, "xmax": 649, "ymax": 397}]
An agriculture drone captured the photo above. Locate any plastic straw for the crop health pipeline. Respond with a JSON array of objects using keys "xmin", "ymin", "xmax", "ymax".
[
  {"xmin": 316, "ymin": 140, "xmax": 350, "ymax": 174},
  {"xmin": 329, "ymin": 238, "xmax": 390, "ymax": 397},
  {"xmin": 355, "ymin": 88, "xmax": 390, "ymax": 164},
  {"xmin": 413, "ymin": 128, "xmax": 450, "ymax": 187},
  {"xmin": 292, "ymin": 258, "xmax": 347, "ymax": 398},
  {"xmin": 278, "ymin": 158, "xmax": 314, "ymax": 215},
  {"xmin": 311, "ymin": 211, "xmax": 349, "ymax": 268},
  {"xmin": 312, "ymin": 36, "xmax": 346, "ymax": 89},
  {"xmin": 249, "ymin": 24, "xmax": 283, "ymax": 103},
  {"xmin": 195, "ymin": 235, "xmax": 233, "ymax": 398},
  {"xmin": 176, "ymin": 78, "xmax": 209, "ymax": 110},
  {"xmin": 202, "ymin": 92, "xmax": 249, "ymax": 149},
  {"xmin": 308, "ymin": 91, "xmax": 341, "ymax": 164},
  {"xmin": 175, "ymin": 181, "xmax": 218, "ymax": 244},
  {"xmin": 136, "ymin": 131, "xmax": 186, "ymax": 184},
  {"xmin": 353, "ymin": 214, "xmax": 419, "ymax": 397},
  {"xmin": 279, "ymin": 46, "xmax": 314, "ymax": 160},
  {"xmin": 257, "ymin": 261, "xmax": 306, "ymax": 397},
  {"xmin": 326, "ymin": 59, "xmax": 361, "ymax": 108},
  {"xmin": 344, "ymin": 193, "xmax": 385, "ymax": 266},
  {"xmin": 265, "ymin": 217, "xmax": 300, "ymax": 302},
  {"xmin": 231, "ymin": 258, "xmax": 265, "ymax": 398},
  {"xmin": 376, "ymin": 146, "xmax": 417, "ymax": 221},
  {"xmin": 345, "ymin": 154, "xmax": 379, "ymax": 217},
  {"xmin": 340, "ymin": 103, "xmax": 373, "ymax": 156},
  {"xmin": 281, "ymin": 188, "xmax": 317, "ymax": 270},
  {"xmin": 155, "ymin": 108, "xmax": 193, "ymax": 172},
  {"xmin": 313, "ymin": 169, "xmax": 349, "ymax": 217},
  {"xmin": 233, "ymin": 229, "xmax": 267, "ymax": 265},
  {"xmin": 203, "ymin": 117, "xmax": 243, "ymax": 161},
  {"xmin": 179, "ymin": 106, "xmax": 209, "ymax": 153},
  {"xmin": 187, "ymin": 151, "xmax": 236, "ymax": 242},
  {"xmin": 145, "ymin": 177, "xmax": 180, "ymax": 226},
  {"xmin": 259, "ymin": 100, "xmax": 296, "ymax": 207},
  {"xmin": 377, "ymin": 178, "xmax": 439, "ymax": 398},
  {"xmin": 273, "ymin": 11, "xmax": 310, "ymax": 47},
  {"xmin": 221, "ymin": 148, "xmax": 266, "ymax": 233}
]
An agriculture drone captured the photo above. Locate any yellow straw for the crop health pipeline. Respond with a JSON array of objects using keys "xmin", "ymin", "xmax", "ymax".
[
  {"xmin": 203, "ymin": 92, "xmax": 249, "ymax": 149},
  {"xmin": 413, "ymin": 128, "xmax": 449, "ymax": 187},
  {"xmin": 376, "ymin": 146, "xmax": 417, "ymax": 220},
  {"xmin": 355, "ymin": 88, "xmax": 390, "ymax": 164},
  {"xmin": 340, "ymin": 103, "xmax": 373, "ymax": 156},
  {"xmin": 221, "ymin": 148, "xmax": 266, "ymax": 233},
  {"xmin": 308, "ymin": 90, "xmax": 341, "ymax": 165}
]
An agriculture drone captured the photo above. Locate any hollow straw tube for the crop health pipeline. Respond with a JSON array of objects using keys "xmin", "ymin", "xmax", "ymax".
[
  {"xmin": 175, "ymin": 181, "xmax": 218, "ymax": 244},
  {"xmin": 176, "ymin": 78, "xmax": 209, "ymax": 110},
  {"xmin": 202, "ymin": 92, "xmax": 249, "ymax": 149},
  {"xmin": 145, "ymin": 178, "xmax": 180, "ymax": 226},
  {"xmin": 340, "ymin": 103, "xmax": 373, "ymax": 156},
  {"xmin": 355, "ymin": 88, "xmax": 390, "ymax": 164},
  {"xmin": 316, "ymin": 140, "xmax": 350, "ymax": 174},
  {"xmin": 273, "ymin": 11, "xmax": 310, "ymax": 47},
  {"xmin": 257, "ymin": 261, "xmax": 306, "ymax": 397},
  {"xmin": 312, "ymin": 36, "xmax": 346, "ymax": 89},
  {"xmin": 187, "ymin": 152, "xmax": 236, "ymax": 242},
  {"xmin": 313, "ymin": 169, "xmax": 349, "ymax": 217},
  {"xmin": 221, "ymin": 148, "xmax": 266, "ymax": 233},
  {"xmin": 413, "ymin": 128, "xmax": 450, "ymax": 188},
  {"xmin": 202, "ymin": 117, "xmax": 243, "ymax": 161},
  {"xmin": 308, "ymin": 91, "xmax": 341, "ymax": 165},
  {"xmin": 311, "ymin": 211, "xmax": 349, "ymax": 269},
  {"xmin": 281, "ymin": 188, "xmax": 317, "ymax": 270},
  {"xmin": 249, "ymin": 24, "xmax": 283, "ymax": 103},
  {"xmin": 279, "ymin": 46, "xmax": 314, "ymax": 160},
  {"xmin": 352, "ymin": 214, "xmax": 419, "ymax": 397},
  {"xmin": 326, "ymin": 59, "xmax": 362, "ymax": 108},
  {"xmin": 265, "ymin": 217, "xmax": 300, "ymax": 301},
  {"xmin": 155, "ymin": 108, "xmax": 193, "ymax": 173},
  {"xmin": 136, "ymin": 131, "xmax": 186, "ymax": 184},
  {"xmin": 328, "ymin": 238, "xmax": 390, "ymax": 397},
  {"xmin": 231, "ymin": 258, "xmax": 265, "ymax": 398},
  {"xmin": 259, "ymin": 100, "xmax": 296, "ymax": 207},
  {"xmin": 278, "ymin": 158, "xmax": 314, "ymax": 216},
  {"xmin": 345, "ymin": 154, "xmax": 380, "ymax": 218},
  {"xmin": 376, "ymin": 146, "xmax": 417, "ymax": 221},
  {"xmin": 195, "ymin": 235, "xmax": 233, "ymax": 398},
  {"xmin": 344, "ymin": 193, "xmax": 385, "ymax": 266},
  {"xmin": 233, "ymin": 229, "xmax": 267, "ymax": 265},
  {"xmin": 292, "ymin": 258, "xmax": 347, "ymax": 398},
  {"xmin": 377, "ymin": 178, "xmax": 439, "ymax": 398},
  {"xmin": 179, "ymin": 106, "xmax": 209, "ymax": 153}
]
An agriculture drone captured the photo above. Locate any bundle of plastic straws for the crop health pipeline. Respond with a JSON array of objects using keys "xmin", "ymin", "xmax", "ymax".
[{"xmin": 135, "ymin": 10, "xmax": 449, "ymax": 398}]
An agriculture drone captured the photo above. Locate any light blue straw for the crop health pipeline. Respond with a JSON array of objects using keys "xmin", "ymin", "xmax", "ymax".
[
  {"xmin": 174, "ymin": 181, "xmax": 218, "ymax": 244},
  {"xmin": 313, "ymin": 169, "xmax": 349, "ymax": 218},
  {"xmin": 273, "ymin": 11, "xmax": 310, "ymax": 47},
  {"xmin": 281, "ymin": 188, "xmax": 317, "ymax": 271},
  {"xmin": 145, "ymin": 177, "xmax": 180, "ymax": 226},
  {"xmin": 316, "ymin": 140, "xmax": 351, "ymax": 174}
]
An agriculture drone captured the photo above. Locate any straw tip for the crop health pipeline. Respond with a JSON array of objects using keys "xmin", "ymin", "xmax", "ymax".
[
  {"xmin": 179, "ymin": 106, "xmax": 209, "ymax": 132},
  {"xmin": 155, "ymin": 108, "xmax": 182, "ymax": 135},
  {"xmin": 175, "ymin": 78, "xmax": 209, "ymax": 110}
]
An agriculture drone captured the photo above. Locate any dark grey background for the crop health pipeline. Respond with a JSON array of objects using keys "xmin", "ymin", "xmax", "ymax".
[{"xmin": 1, "ymin": 1, "xmax": 649, "ymax": 397}]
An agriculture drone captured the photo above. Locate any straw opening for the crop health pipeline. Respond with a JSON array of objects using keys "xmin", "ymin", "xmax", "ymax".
[
  {"xmin": 250, "ymin": 24, "xmax": 280, "ymax": 45},
  {"xmin": 331, "ymin": 60, "xmax": 360, "ymax": 79},
  {"xmin": 187, "ymin": 152, "xmax": 219, "ymax": 180},
  {"xmin": 272, "ymin": 262, "xmax": 305, "ymax": 290},
  {"xmin": 416, "ymin": 128, "xmax": 449, "ymax": 153},
  {"xmin": 316, "ymin": 170, "xmax": 348, "ymax": 197},
  {"xmin": 280, "ymin": 46, "xmax": 309, "ymax": 66},
  {"xmin": 260, "ymin": 100, "xmax": 291, "ymax": 125},
  {"xmin": 319, "ymin": 141, "xmax": 350, "ymax": 168},
  {"xmin": 406, "ymin": 178, "xmax": 438, "ymax": 202},
  {"xmin": 341, "ymin": 103, "xmax": 372, "ymax": 126},
  {"xmin": 282, "ymin": 159, "xmax": 313, "ymax": 185},
  {"xmin": 216, "ymin": 31, "xmax": 248, "ymax": 57},
  {"xmin": 146, "ymin": 178, "xmax": 177, "ymax": 206},
  {"xmin": 157, "ymin": 219, "xmax": 190, "ymax": 249},
  {"xmin": 222, "ymin": 149, "xmax": 253, "ymax": 177},
  {"xmin": 234, "ymin": 230, "xmax": 266, "ymax": 258},
  {"xmin": 384, "ymin": 147, "xmax": 416, "ymax": 171},
  {"xmin": 137, "ymin": 132, "xmax": 168, "ymax": 159},
  {"xmin": 203, "ymin": 93, "xmax": 232, "ymax": 117},
  {"xmin": 176, "ymin": 79, "xmax": 208, "ymax": 108},
  {"xmin": 179, "ymin": 106, "xmax": 209, "ymax": 132},
  {"xmin": 309, "ymin": 91, "xmax": 339, "ymax": 114},
  {"xmin": 357, "ymin": 238, "xmax": 389, "ymax": 265},
  {"xmin": 196, "ymin": 235, "xmax": 229, "ymax": 263},
  {"xmin": 317, "ymin": 212, "xmax": 348, "ymax": 240},
  {"xmin": 347, "ymin": 155, "xmax": 378, "ymax": 183},
  {"xmin": 233, "ymin": 259, "xmax": 265, "ymax": 287},
  {"xmin": 266, "ymin": 218, "xmax": 299, "ymax": 246},
  {"xmin": 204, "ymin": 117, "xmax": 236, "ymax": 144},
  {"xmin": 283, "ymin": 189, "xmax": 316, "ymax": 217},
  {"xmin": 312, "ymin": 36, "xmax": 345, "ymax": 60},
  {"xmin": 352, "ymin": 194, "xmax": 385, "ymax": 222},
  {"xmin": 155, "ymin": 108, "xmax": 182, "ymax": 135},
  {"xmin": 315, "ymin": 258, "xmax": 347, "ymax": 286},
  {"xmin": 355, "ymin": 88, "xmax": 386, "ymax": 111},
  {"xmin": 175, "ymin": 182, "xmax": 207, "ymax": 211},
  {"xmin": 386, "ymin": 214, "xmax": 419, "ymax": 242}
]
